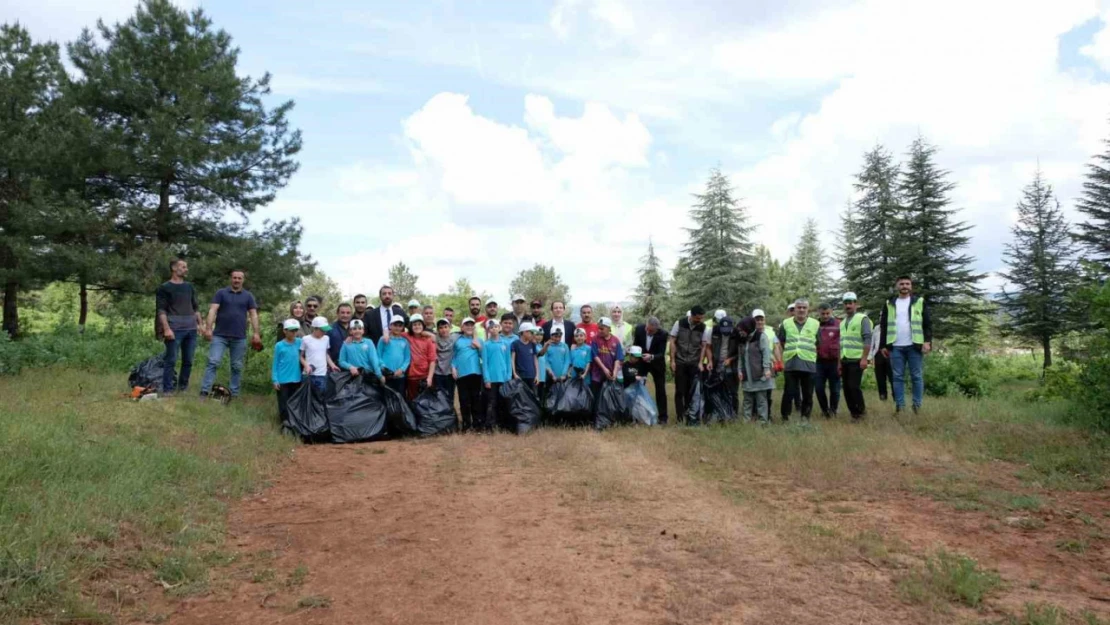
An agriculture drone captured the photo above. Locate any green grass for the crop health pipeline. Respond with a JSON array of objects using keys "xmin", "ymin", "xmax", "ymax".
[
  {"xmin": 0, "ymin": 368, "xmax": 292, "ymax": 622},
  {"xmin": 897, "ymin": 549, "xmax": 1001, "ymax": 609},
  {"xmin": 297, "ymin": 594, "xmax": 332, "ymax": 609}
]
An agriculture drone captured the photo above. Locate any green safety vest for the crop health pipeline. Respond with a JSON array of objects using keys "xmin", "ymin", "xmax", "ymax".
[
  {"xmin": 840, "ymin": 313, "xmax": 868, "ymax": 360},
  {"xmin": 781, "ymin": 317, "xmax": 819, "ymax": 363},
  {"xmin": 885, "ymin": 298, "xmax": 925, "ymax": 345}
]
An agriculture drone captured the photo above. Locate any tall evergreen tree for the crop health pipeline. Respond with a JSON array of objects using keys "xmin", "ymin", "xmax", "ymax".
[
  {"xmin": 847, "ymin": 145, "xmax": 901, "ymax": 315},
  {"xmin": 1075, "ymin": 130, "xmax": 1110, "ymax": 273},
  {"xmin": 680, "ymin": 168, "xmax": 761, "ymax": 312},
  {"xmin": 754, "ymin": 244, "xmax": 795, "ymax": 325},
  {"xmin": 387, "ymin": 262, "xmax": 422, "ymax": 304},
  {"xmin": 893, "ymin": 136, "xmax": 984, "ymax": 339},
  {"xmin": 0, "ymin": 24, "xmax": 77, "ymax": 337},
  {"xmin": 631, "ymin": 239, "xmax": 667, "ymax": 321},
  {"xmin": 998, "ymin": 171, "xmax": 1077, "ymax": 368},
  {"xmin": 789, "ymin": 218, "xmax": 835, "ymax": 305}
]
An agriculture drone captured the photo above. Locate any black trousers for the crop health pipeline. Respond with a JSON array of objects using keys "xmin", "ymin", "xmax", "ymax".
[
  {"xmin": 275, "ymin": 382, "xmax": 299, "ymax": 425},
  {"xmin": 873, "ymin": 350, "xmax": 892, "ymax": 400},
  {"xmin": 433, "ymin": 373, "xmax": 455, "ymax": 405},
  {"xmin": 644, "ymin": 360, "xmax": 669, "ymax": 423},
  {"xmin": 814, "ymin": 360, "xmax": 841, "ymax": 416},
  {"xmin": 457, "ymin": 374, "xmax": 482, "ymax": 432},
  {"xmin": 386, "ymin": 376, "xmax": 406, "ymax": 396},
  {"xmin": 841, "ymin": 359, "xmax": 866, "ymax": 418},
  {"xmin": 483, "ymin": 382, "xmax": 504, "ymax": 432},
  {"xmin": 674, "ymin": 363, "xmax": 699, "ymax": 423},
  {"xmin": 781, "ymin": 371, "xmax": 814, "ymax": 419}
]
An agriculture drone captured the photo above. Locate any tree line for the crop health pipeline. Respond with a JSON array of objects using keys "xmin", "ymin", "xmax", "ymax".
[
  {"xmin": 627, "ymin": 137, "xmax": 1110, "ymax": 371},
  {"xmin": 0, "ymin": 0, "xmax": 310, "ymax": 338}
]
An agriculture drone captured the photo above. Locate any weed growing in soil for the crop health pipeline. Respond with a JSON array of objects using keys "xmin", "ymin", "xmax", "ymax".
[
  {"xmin": 897, "ymin": 549, "xmax": 1001, "ymax": 609},
  {"xmin": 297, "ymin": 595, "xmax": 332, "ymax": 608}
]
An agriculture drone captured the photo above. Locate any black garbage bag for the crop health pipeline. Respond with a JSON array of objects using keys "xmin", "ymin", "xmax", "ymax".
[
  {"xmin": 285, "ymin": 381, "xmax": 330, "ymax": 441},
  {"xmin": 326, "ymin": 372, "xmax": 388, "ymax": 443},
  {"xmin": 553, "ymin": 377, "xmax": 594, "ymax": 426},
  {"xmin": 594, "ymin": 380, "xmax": 628, "ymax": 430},
  {"xmin": 413, "ymin": 387, "xmax": 458, "ymax": 437},
  {"xmin": 623, "ymin": 382, "xmax": 659, "ymax": 426},
  {"xmin": 704, "ymin": 371, "xmax": 736, "ymax": 424},
  {"xmin": 500, "ymin": 379, "xmax": 542, "ymax": 435},
  {"xmin": 684, "ymin": 376, "xmax": 706, "ymax": 425},
  {"xmin": 544, "ymin": 380, "xmax": 563, "ymax": 415},
  {"xmin": 382, "ymin": 385, "xmax": 418, "ymax": 437},
  {"xmin": 128, "ymin": 356, "xmax": 163, "ymax": 391}
]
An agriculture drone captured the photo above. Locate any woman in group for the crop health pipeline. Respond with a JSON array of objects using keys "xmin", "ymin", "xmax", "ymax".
[{"xmin": 278, "ymin": 300, "xmax": 309, "ymax": 339}]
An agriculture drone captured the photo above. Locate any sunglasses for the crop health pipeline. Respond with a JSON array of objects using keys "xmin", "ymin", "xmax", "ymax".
[{"xmin": 306, "ymin": 304, "xmax": 318, "ymax": 309}]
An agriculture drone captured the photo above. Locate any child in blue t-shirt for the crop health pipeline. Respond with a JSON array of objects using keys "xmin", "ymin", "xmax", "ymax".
[
  {"xmin": 339, "ymin": 319, "xmax": 382, "ymax": 381},
  {"xmin": 570, "ymin": 327, "xmax": 593, "ymax": 379},
  {"xmin": 273, "ymin": 318, "xmax": 303, "ymax": 424}
]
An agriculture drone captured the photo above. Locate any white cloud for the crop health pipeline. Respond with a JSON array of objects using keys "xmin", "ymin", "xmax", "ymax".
[
  {"xmin": 1082, "ymin": 10, "xmax": 1110, "ymax": 71},
  {"xmin": 270, "ymin": 74, "xmax": 388, "ymax": 95}
]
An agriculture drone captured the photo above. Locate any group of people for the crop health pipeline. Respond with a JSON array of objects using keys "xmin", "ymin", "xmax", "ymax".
[{"xmin": 156, "ymin": 258, "xmax": 932, "ymax": 430}]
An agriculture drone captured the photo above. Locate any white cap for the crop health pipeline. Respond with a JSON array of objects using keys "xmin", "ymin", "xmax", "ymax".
[
  {"xmin": 485, "ymin": 319, "xmax": 498, "ymax": 329},
  {"xmin": 519, "ymin": 322, "xmax": 537, "ymax": 334},
  {"xmin": 349, "ymin": 318, "xmax": 364, "ymax": 329},
  {"xmin": 574, "ymin": 327, "xmax": 587, "ymax": 336},
  {"xmin": 282, "ymin": 318, "xmax": 300, "ymax": 331},
  {"xmin": 512, "ymin": 293, "xmax": 526, "ymax": 302},
  {"xmin": 390, "ymin": 316, "xmax": 406, "ymax": 326},
  {"xmin": 407, "ymin": 299, "xmax": 420, "ymax": 308},
  {"xmin": 552, "ymin": 325, "xmax": 564, "ymax": 334},
  {"xmin": 462, "ymin": 317, "xmax": 476, "ymax": 325},
  {"xmin": 751, "ymin": 308, "xmax": 766, "ymax": 319},
  {"xmin": 842, "ymin": 291, "xmax": 858, "ymax": 301},
  {"xmin": 598, "ymin": 316, "xmax": 612, "ymax": 328},
  {"xmin": 628, "ymin": 345, "xmax": 643, "ymax": 357},
  {"xmin": 311, "ymin": 316, "xmax": 330, "ymax": 329},
  {"xmin": 714, "ymin": 309, "xmax": 727, "ymax": 321},
  {"xmin": 436, "ymin": 317, "xmax": 450, "ymax": 326}
]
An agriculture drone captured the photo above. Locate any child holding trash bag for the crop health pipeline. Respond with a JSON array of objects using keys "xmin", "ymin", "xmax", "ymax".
[
  {"xmin": 544, "ymin": 326, "xmax": 571, "ymax": 383},
  {"xmin": 480, "ymin": 319, "xmax": 512, "ymax": 431},
  {"xmin": 339, "ymin": 319, "xmax": 383, "ymax": 381},
  {"xmin": 300, "ymin": 316, "xmax": 338, "ymax": 392},
  {"xmin": 570, "ymin": 328, "xmax": 593, "ymax": 379},
  {"xmin": 624, "ymin": 345, "xmax": 649, "ymax": 388},
  {"xmin": 378, "ymin": 317, "xmax": 411, "ymax": 396},
  {"xmin": 452, "ymin": 318, "xmax": 483, "ymax": 432},
  {"xmin": 273, "ymin": 318, "xmax": 304, "ymax": 423},
  {"xmin": 511, "ymin": 322, "xmax": 540, "ymax": 387}
]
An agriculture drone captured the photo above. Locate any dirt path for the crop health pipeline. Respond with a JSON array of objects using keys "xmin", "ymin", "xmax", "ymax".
[{"xmin": 158, "ymin": 431, "xmax": 936, "ymax": 625}]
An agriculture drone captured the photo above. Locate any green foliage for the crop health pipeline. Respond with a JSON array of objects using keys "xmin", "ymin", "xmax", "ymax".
[
  {"xmin": 788, "ymin": 218, "xmax": 835, "ymax": 305},
  {"xmin": 508, "ymin": 264, "xmax": 571, "ymax": 309},
  {"xmin": 387, "ymin": 262, "xmax": 422, "ymax": 305},
  {"xmin": 680, "ymin": 168, "xmax": 763, "ymax": 313},
  {"xmin": 1076, "ymin": 350, "xmax": 1110, "ymax": 433},
  {"xmin": 998, "ymin": 170, "xmax": 1078, "ymax": 368},
  {"xmin": 290, "ymin": 269, "xmax": 346, "ymax": 316},
  {"xmin": 631, "ymin": 239, "xmax": 667, "ymax": 321},
  {"xmin": 842, "ymin": 145, "xmax": 901, "ymax": 315},
  {"xmin": 0, "ymin": 368, "xmax": 291, "ymax": 620},
  {"xmin": 1075, "ymin": 131, "xmax": 1110, "ymax": 273},
  {"xmin": 1024, "ymin": 361, "xmax": 1082, "ymax": 402},
  {"xmin": 923, "ymin": 348, "xmax": 997, "ymax": 398},
  {"xmin": 897, "ymin": 549, "xmax": 1000, "ymax": 608}
]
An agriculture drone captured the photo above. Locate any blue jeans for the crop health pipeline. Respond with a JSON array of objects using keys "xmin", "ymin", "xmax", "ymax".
[
  {"xmin": 162, "ymin": 329, "xmax": 197, "ymax": 393},
  {"xmin": 890, "ymin": 345, "xmax": 924, "ymax": 409},
  {"xmin": 201, "ymin": 335, "xmax": 247, "ymax": 396},
  {"xmin": 309, "ymin": 376, "xmax": 327, "ymax": 393}
]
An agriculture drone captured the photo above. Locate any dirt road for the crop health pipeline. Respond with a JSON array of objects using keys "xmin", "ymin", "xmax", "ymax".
[{"xmin": 158, "ymin": 430, "xmax": 950, "ymax": 625}]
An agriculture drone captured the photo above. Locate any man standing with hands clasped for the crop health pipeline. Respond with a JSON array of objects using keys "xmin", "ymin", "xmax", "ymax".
[
  {"xmin": 774, "ymin": 299, "xmax": 819, "ymax": 421},
  {"xmin": 839, "ymin": 292, "xmax": 872, "ymax": 420},
  {"xmin": 878, "ymin": 275, "xmax": 932, "ymax": 414},
  {"xmin": 156, "ymin": 258, "xmax": 203, "ymax": 395},
  {"xmin": 200, "ymin": 269, "xmax": 261, "ymax": 400}
]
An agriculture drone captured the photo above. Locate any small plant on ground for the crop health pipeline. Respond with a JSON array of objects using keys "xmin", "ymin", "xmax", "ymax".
[
  {"xmin": 298, "ymin": 595, "xmax": 331, "ymax": 608},
  {"xmin": 898, "ymin": 549, "xmax": 1001, "ymax": 609},
  {"xmin": 286, "ymin": 564, "xmax": 309, "ymax": 588}
]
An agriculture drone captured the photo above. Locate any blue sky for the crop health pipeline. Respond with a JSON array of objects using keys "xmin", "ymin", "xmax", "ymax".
[{"xmin": 7, "ymin": 0, "xmax": 1110, "ymax": 305}]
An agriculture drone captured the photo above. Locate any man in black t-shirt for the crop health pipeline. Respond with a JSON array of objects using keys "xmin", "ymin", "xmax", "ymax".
[
  {"xmin": 155, "ymin": 259, "xmax": 203, "ymax": 394},
  {"xmin": 200, "ymin": 269, "xmax": 260, "ymax": 398}
]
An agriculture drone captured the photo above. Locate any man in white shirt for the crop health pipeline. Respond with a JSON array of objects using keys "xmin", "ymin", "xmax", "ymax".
[{"xmin": 878, "ymin": 275, "xmax": 932, "ymax": 414}]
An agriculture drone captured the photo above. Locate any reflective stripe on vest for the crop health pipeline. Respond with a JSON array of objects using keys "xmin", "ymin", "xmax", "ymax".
[
  {"xmin": 782, "ymin": 317, "xmax": 819, "ymax": 363},
  {"xmin": 840, "ymin": 313, "xmax": 868, "ymax": 360},
  {"xmin": 885, "ymin": 298, "xmax": 925, "ymax": 345}
]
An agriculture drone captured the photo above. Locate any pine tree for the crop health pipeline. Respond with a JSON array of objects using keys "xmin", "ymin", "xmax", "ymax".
[
  {"xmin": 848, "ymin": 145, "xmax": 902, "ymax": 315},
  {"xmin": 631, "ymin": 239, "xmax": 667, "ymax": 321},
  {"xmin": 789, "ymin": 218, "xmax": 835, "ymax": 306},
  {"xmin": 1075, "ymin": 131, "xmax": 1110, "ymax": 273},
  {"xmin": 754, "ymin": 244, "xmax": 795, "ymax": 326},
  {"xmin": 893, "ymin": 136, "xmax": 984, "ymax": 339},
  {"xmin": 680, "ymin": 168, "xmax": 762, "ymax": 313},
  {"xmin": 509, "ymin": 264, "xmax": 570, "ymax": 308},
  {"xmin": 387, "ymin": 262, "xmax": 422, "ymax": 304},
  {"xmin": 998, "ymin": 171, "xmax": 1077, "ymax": 368}
]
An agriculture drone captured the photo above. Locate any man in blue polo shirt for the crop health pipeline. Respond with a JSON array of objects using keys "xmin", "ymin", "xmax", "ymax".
[{"xmin": 200, "ymin": 269, "xmax": 261, "ymax": 399}]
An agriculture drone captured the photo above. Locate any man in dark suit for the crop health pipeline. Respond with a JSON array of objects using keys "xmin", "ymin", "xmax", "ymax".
[
  {"xmin": 632, "ymin": 316, "xmax": 669, "ymax": 423},
  {"xmin": 540, "ymin": 300, "xmax": 576, "ymax": 343},
  {"xmin": 366, "ymin": 284, "xmax": 407, "ymax": 345}
]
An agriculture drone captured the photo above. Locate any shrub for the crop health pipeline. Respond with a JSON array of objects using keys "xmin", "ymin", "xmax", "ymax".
[
  {"xmin": 898, "ymin": 549, "xmax": 1001, "ymax": 608},
  {"xmin": 1024, "ymin": 361, "xmax": 1082, "ymax": 402},
  {"xmin": 1075, "ymin": 346, "xmax": 1110, "ymax": 433},
  {"xmin": 924, "ymin": 348, "xmax": 995, "ymax": 398}
]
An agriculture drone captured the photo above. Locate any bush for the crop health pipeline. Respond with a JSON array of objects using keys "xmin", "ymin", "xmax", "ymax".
[
  {"xmin": 1075, "ymin": 347, "xmax": 1110, "ymax": 433},
  {"xmin": 1024, "ymin": 361, "xmax": 1082, "ymax": 402},
  {"xmin": 924, "ymin": 348, "xmax": 995, "ymax": 398}
]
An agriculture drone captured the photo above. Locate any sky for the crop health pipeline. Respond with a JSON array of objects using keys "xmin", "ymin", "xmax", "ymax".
[{"xmin": 6, "ymin": 0, "xmax": 1110, "ymax": 305}]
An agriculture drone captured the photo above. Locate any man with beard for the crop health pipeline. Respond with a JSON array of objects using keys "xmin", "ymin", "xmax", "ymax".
[
  {"xmin": 632, "ymin": 316, "xmax": 669, "ymax": 423},
  {"xmin": 352, "ymin": 293, "xmax": 370, "ymax": 327},
  {"xmin": 467, "ymin": 296, "xmax": 487, "ymax": 339},
  {"xmin": 577, "ymin": 304, "xmax": 599, "ymax": 344},
  {"xmin": 367, "ymin": 285, "xmax": 407, "ymax": 345},
  {"xmin": 669, "ymin": 306, "xmax": 707, "ymax": 423},
  {"xmin": 327, "ymin": 303, "xmax": 354, "ymax": 364},
  {"xmin": 878, "ymin": 276, "xmax": 932, "ymax": 414},
  {"xmin": 775, "ymin": 299, "xmax": 819, "ymax": 421}
]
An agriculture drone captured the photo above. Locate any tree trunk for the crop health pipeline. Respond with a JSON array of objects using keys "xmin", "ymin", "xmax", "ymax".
[
  {"xmin": 78, "ymin": 280, "xmax": 88, "ymax": 334},
  {"xmin": 1042, "ymin": 334, "xmax": 1052, "ymax": 371},
  {"xmin": 156, "ymin": 174, "xmax": 173, "ymax": 242},
  {"xmin": 2, "ymin": 279, "xmax": 18, "ymax": 339}
]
